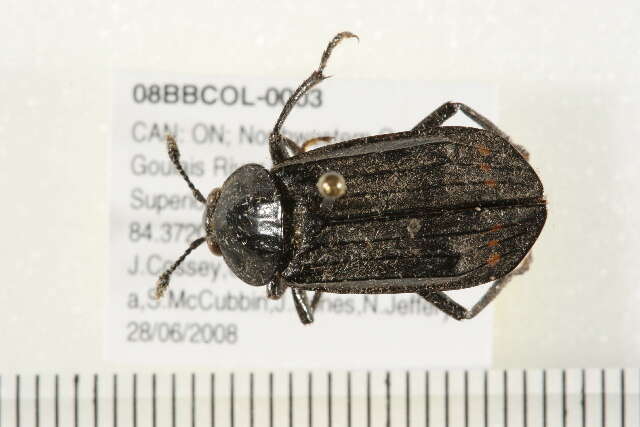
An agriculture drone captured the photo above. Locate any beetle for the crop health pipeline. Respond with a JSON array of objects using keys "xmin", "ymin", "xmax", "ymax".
[{"xmin": 155, "ymin": 32, "xmax": 547, "ymax": 324}]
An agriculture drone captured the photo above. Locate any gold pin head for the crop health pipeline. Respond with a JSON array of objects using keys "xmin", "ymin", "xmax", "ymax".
[{"xmin": 317, "ymin": 171, "xmax": 347, "ymax": 200}]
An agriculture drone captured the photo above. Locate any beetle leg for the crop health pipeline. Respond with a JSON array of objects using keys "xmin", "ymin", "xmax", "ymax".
[
  {"xmin": 418, "ymin": 254, "xmax": 533, "ymax": 320},
  {"xmin": 291, "ymin": 289, "xmax": 323, "ymax": 324},
  {"xmin": 271, "ymin": 135, "xmax": 334, "ymax": 164},
  {"xmin": 310, "ymin": 291, "xmax": 323, "ymax": 310},
  {"xmin": 413, "ymin": 102, "xmax": 512, "ymax": 143},
  {"xmin": 272, "ymin": 32, "xmax": 357, "ymax": 135},
  {"xmin": 269, "ymin": 135, "xmax": 334, "ymax": 163},
  {"xmin": 464, "ymin": 253, "xmax": 533, "ymax": 318},
  {"xmin": 416, "ymin": 288, "xmax": 468, "ymax": 320},
  {"xmin": 292, "ymin": 289, "xmax": 314, "ymax": 324},
  {"xmin": 269, "ymin": 32, "xmax": 358, "ymax": 165},
  {"xmin": 266, "ymin": 274, "xmax": 288, "ymax": 300},
  {"xmin": 301, "ymin": 136, "xmax": 334, "ymax": 152},
  {"xmin": 269, "ymin": 133, "xmax": 302, "ymax": 164}
]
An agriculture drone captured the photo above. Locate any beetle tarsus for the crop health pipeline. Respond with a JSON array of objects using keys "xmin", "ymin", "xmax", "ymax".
[
  {"xmin": 271, "ymin": 32, "xmax": 358, "ymax": 138},
  {"xmin": 317, "ymin": 32, "xmax": 359, "ymax": 74},
  {"xmin": 269, "ymin": 32, "xmax": 356, "ymax": 164}
]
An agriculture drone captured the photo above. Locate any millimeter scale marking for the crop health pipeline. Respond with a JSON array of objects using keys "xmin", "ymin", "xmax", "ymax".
[{"xmin": 0, "ymin": 369, "xmax": 638, "ymax": 427}]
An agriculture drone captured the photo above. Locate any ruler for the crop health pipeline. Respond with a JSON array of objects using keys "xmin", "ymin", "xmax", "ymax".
[{"xmin": 1, "ymin": 369, "xmax": 638, "ymax": 426}]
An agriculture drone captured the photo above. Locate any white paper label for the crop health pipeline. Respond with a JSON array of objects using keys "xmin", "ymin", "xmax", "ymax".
[{"xmin": 108, "ymin": 71, "xmax": 497, "ymax": 368}]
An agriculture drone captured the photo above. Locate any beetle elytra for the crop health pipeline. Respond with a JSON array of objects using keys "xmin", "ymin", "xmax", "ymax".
[{"xmin": 155, "ymin": 32, "xmax": 547, "ymax": 324}]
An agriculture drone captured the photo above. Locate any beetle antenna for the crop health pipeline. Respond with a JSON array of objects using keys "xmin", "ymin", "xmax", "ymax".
[
  {"xmin": 166, "ymin": 134, "xmax": 207, "ymax": 204},
  {"xmin": 155, "ymin": 237, "xmax": 206, "ymax": 299}
]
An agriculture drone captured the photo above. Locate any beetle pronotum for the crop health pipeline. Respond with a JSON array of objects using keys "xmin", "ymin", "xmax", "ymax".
[{"xmin": 155, "ymin": 32, "xmax": 547, "ymax": 324}]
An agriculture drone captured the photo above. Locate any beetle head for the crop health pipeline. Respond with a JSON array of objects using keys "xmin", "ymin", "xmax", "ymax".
[
  {"xmin": 156, "ymin": 137, "xmax": 285, "ymax": 299},
  {"xmin": 155, "ymin": 136, "xmax": 224, "ymax": 299},
  {"xmin": 209, "ymin": 164, "xmax": 284, "ymax": 287}
]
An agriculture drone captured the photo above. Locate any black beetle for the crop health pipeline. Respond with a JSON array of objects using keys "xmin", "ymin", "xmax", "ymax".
[{"xmin": 155, "ymin": 32, "xmax": 547, "ymax": 324}]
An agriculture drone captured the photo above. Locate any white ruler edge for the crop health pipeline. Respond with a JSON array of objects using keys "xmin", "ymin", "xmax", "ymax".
[{"xmin": 1, "ymin": 369, "xmax": 638, "ymax": 426}]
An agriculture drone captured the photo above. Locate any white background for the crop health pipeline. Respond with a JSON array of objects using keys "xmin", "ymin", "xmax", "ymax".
[{"xmin": 1, "ymin": 0, "xmax": 639, "ymax": 373}]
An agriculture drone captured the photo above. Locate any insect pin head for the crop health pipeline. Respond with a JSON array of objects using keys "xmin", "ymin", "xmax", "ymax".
[{"xmin": 317, "ymin": 171, "xmax": 347, "ymax": 200}]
